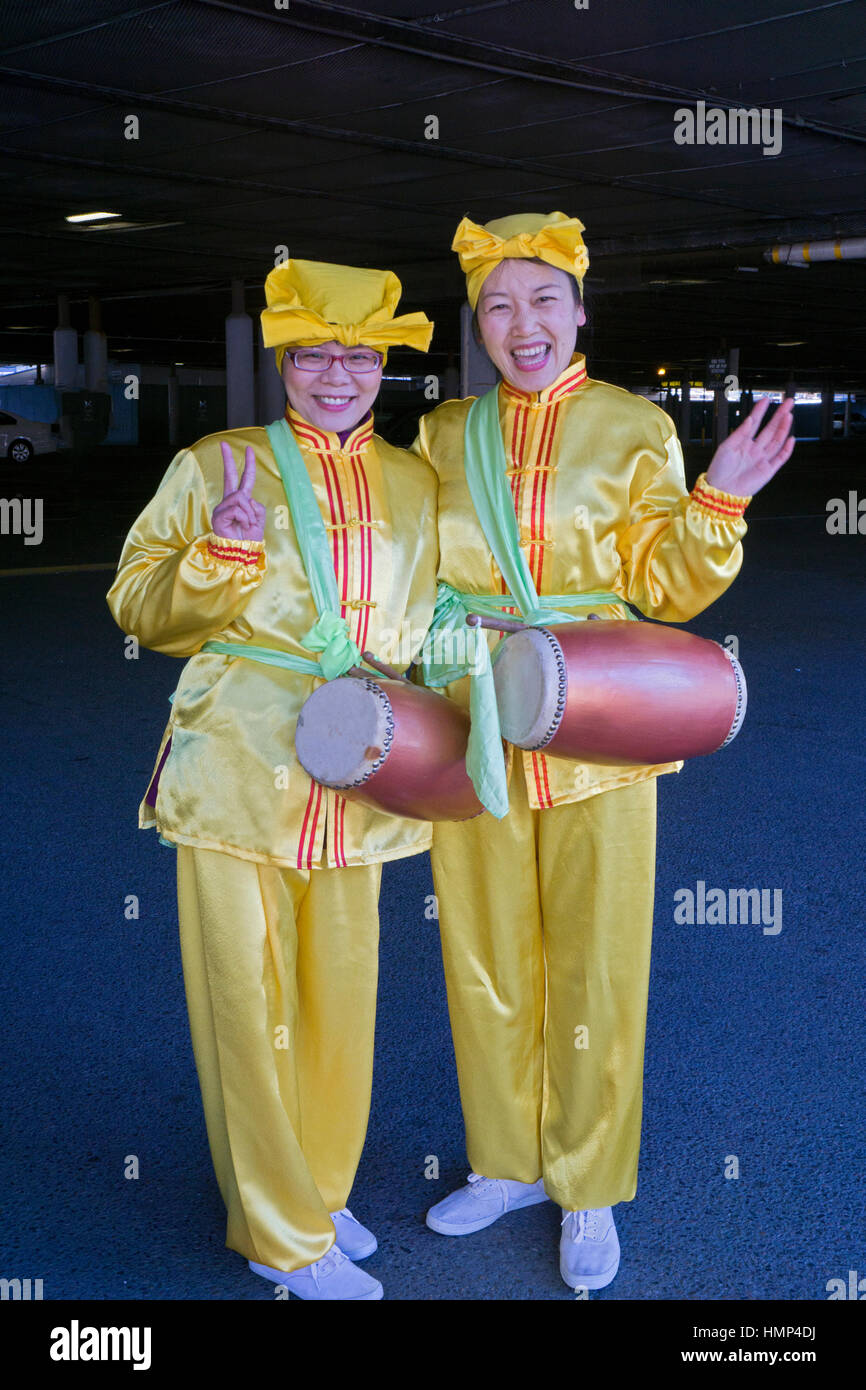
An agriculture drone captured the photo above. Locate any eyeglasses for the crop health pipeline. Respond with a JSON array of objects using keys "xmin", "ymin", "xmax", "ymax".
[{"xmin": 284, "ymin": 348, "xmax": 383, "ymax": 374}]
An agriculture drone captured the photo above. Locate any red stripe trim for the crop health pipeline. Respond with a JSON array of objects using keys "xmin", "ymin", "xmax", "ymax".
[
  {"xmin": 352, "ymin": 452, "xmax": 374, "ymax": 652},
  {"xmin": 350, "ymin": 454, "xmax": 368, "ymax": 650},
  {"xmin": 206, "ymin": 543, "xmax": 261, "ymax": 566},
  {"xmin": 508, "ymin": 406, "xmax": 521, "ymax": 506},
  {"xmin": 501, "ymin": 361, "xmax": 587, "ymax": 406},
  {"xmin": 512, "ymin": 403, "xmax": 529, "ymax": 525},
  {"xmin": 324, "ymin": 452, "xmax": 349, "ymax": 614},
  {"xmin": 297, "ymin": 778, "xmax": 317, "ymax": 868},
  {"xmin": 320, "ymin": 456, "xmax": 341, "ymax": 575},
  {"xmin": 538, "ymin": 752, "xmax": 553, "ymax": 808},
  {"xmin": 501, "ymin": 405, "xmax": 527, "ymax": 610},
  {"xmin": 548, "ymin": 363, "xmax": 587, "ymax": 400},
  {"xmin": 692, "ymin": 486, "xmax": 747, "ymax": 517},
  {"xmin": 305, "ymin": 783, "xmax": 323, "ymax": 869},
  {"xmin": 291, "ymin": 424, "xmax": 331, "ymax": 451},
  {"xmin": 335, "ymin": 794, "xmax": 347, "ymax": 867},
  {"xmin": 359, "ymin": 458, "xmax": 373, "ymax": 651},
  {"xmin": 349, "ymin": 423, "xmax": 374, "ymax": 451},
  {"xmin": 534, "ymin": 400, "xmax": 559, "ymax": 588},
  {"xmin": 530, "ymin": 750, "xmax": 546, "ymax": 808},
  {"xmin": 529, "ymin": 402, "xmax": 554, "ymax": 582}
]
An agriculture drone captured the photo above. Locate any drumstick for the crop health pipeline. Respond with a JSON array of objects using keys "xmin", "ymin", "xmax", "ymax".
[
  {"xmin": 350, "ymin": 652, "xmax": 411, "ymax": 683},
  {"xmin": 467, "ymin": 612, "xmax": 602, "ymax": 631},
  {"xmin": 466, "ymin": 613, "xmax": 527, "ymax": 634}
]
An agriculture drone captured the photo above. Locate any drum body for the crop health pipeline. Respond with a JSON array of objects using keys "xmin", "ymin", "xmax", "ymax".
[
  {"xmin": 295, "ymin": 674, "xmax": 483, "ymax": 822},
  {"xmin": 492, "ymin": 620, "xmax": 747, "ymax": 765}
]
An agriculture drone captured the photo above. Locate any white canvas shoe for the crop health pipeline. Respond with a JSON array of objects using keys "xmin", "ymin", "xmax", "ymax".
[
  {"xmin": 426, "ymin": 1172, "xmax": 549, "ymax": 1235},
  {"xmin": 249, "ymin": 1245, "xmax": 383, "ymax": 1300},
  {"xmin": 329, "ymin": 1207, "xmax": 377, "ymax": 1260},
  {"xmin": 559, "ymin": 1206, "xmax": 620, "ymax": 1290}
]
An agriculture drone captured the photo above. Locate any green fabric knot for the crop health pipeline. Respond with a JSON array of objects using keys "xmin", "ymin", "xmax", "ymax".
[{"xmin": 300, "ymin": 611, "xmax": 362, "ymax": 681}]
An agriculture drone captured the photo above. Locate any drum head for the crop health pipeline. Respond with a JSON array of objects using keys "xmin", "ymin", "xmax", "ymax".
[
  {"xmin": 716, "ymin": 650, "xmax": 748, "ymax": 748},
  {"xmin": 493, "ymin": 628, "xmax": 566, "ymax": 750},
  {"xmin": 295, "ymin": 677, "xmax": 393, "ymax": 788}
]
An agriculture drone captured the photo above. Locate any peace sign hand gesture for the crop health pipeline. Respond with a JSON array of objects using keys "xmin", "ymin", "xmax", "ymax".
[
  {"xmin": 212, "ymin": 441, "xmax": 266, "ymax": 540},
  {"xmin": 705, "ymin": 396, "xmax": 795, "ymax": 498}
]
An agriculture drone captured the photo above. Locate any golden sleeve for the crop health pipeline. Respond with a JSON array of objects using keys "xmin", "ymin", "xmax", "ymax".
[
  {"xmin": 106, "ymin": 447, "xmax": 266, "ymax": 656},
  {"xmin": 616, "ymin": 425, "xmax": 751, "ymax": 623},
  {"xmin": 403, "ymin": 470, "xmax": 440, "ymax": 664}
]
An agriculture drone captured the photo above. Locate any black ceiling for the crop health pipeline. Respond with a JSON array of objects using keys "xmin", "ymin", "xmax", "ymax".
[{"xmin": 2, "ymin": 0, "xmax": 866, "ymax": 387}]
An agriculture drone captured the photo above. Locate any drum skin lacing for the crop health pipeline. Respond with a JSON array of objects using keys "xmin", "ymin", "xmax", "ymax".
[
  {"xmin": 715, "ymin": 650, "xmax": 747, "ymax": 750},
  {"xmin": 337, "ymin": 678, "xmax": 395, "ymax": 788},
  {"xmin": 530, "ymin": 628, "xmax": 568, "ymax": 751}
]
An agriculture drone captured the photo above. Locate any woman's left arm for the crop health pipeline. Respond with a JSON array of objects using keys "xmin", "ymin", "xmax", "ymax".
[{"xmin": 617, "ymin": 399, "xmax": 794, "ymax": 623}]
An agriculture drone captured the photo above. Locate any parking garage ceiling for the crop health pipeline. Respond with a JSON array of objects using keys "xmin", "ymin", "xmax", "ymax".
[{"xmin": 2, "ymin": 0, "xmax": 866, "ymax": 387}]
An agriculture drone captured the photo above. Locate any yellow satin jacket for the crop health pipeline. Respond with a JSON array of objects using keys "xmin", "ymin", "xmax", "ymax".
[
  {"xmin": 412, "ymin": 354, "xmax": 752, "ymax": 810},
  {"xmin": 107, "ymin": 409, "xmax": 439, "ymax": 867}
]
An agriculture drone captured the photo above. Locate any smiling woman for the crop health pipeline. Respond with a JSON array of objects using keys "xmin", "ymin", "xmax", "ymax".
[
  {"xmin": 106, "ymin": 256, "xmax": 437, "ymax": 1301},
  {"xmin": 474, "ymin": 259, "xmax": 585, "ymax": 387},
  {"xmin": 412, "ymin": 207, "xmax": 795, "ymax": 1297},
  {"xmin": 280, "ymin": 341, "xmax": 383, "ymax": 432}
]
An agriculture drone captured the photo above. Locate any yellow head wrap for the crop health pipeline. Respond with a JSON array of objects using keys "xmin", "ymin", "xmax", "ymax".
[
  {"xmin": 261, "ymin": 258, "xmax": 434, "ymax": 371},
  {"xmin": 452, "ymin": 212, "xmax": 589, "ymax": 310}
]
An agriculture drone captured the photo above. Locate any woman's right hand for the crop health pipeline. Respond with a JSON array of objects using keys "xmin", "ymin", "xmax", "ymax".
[{"xmin": 212, "ymin": 441, "xmax": 266, "ymax": 540}]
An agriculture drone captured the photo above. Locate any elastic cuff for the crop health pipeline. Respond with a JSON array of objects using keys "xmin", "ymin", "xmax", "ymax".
[
  {"xmin": 204, "ymin": 532, "xmax": 265, "ymax": 568},
  {"xmin": 690, "ymin": 473, "xmax": 751, "ymax": 519}
]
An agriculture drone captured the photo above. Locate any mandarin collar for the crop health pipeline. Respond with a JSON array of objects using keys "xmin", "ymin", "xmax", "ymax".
[
  {"xmin": 500, "ymin": 353, "xmax": 588, "ymax": 407},
  {"xmin": 285, "ymin": 406, "xmax": 374, "ymax": 454}
]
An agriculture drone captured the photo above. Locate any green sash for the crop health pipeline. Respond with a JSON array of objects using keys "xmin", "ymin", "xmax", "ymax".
[
  {"xmin": 423, "ymin": 387, "xmax": 635, "ymax": 819},
  {"xmin": 202, "ymin": 417, "xmax": 365, "ymax": 681}
]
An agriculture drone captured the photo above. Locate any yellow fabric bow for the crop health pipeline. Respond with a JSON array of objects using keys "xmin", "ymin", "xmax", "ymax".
[
  {"xmin": 261, "ymin": 258, "xmax": 434, "ymax": 371},
  {"xmin": 452, "ymin": 212, "xmax": 590, "ymax": 309}
]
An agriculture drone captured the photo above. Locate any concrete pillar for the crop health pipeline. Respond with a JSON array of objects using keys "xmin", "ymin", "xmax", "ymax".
[
  {"xmin": 83, "ymin": 296, "xmax": 108, "ymax": 393},
  {"xmin": 713, "ymin": 348, "xmax": 739, "ymax": 449},
  {"xmin": 678, "ymin": 382, "xmax": 691, "ymax": 442},
  {"xmin": 442, "ymin": 354, "xmax": 460, "ymax": 402},
  {"xmin": 843, "ymin": 393, "xmax": 851, "ymax": 439},
  {"xmin": 53, "ymin": 293, "xmax": 79, "ymax": 390},
  {"xmin": 460, "ymin": 302, "xmax": 498, "ymax": 399},
  {"xmin": 225, "ymin": 279, "xmax": 255, "ymax": 427},
  {"xmin": 820, "ymin": 383, "xmax": 834, "ymax": 442},
  {"xmin": 257, "ymin": 321, "xmax": 286, "ymax": 425}
]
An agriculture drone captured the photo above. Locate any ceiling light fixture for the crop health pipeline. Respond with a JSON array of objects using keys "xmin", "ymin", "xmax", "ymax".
[{"xmin": 65, "ymin": 211, "xmax": 122, "ymax": 223}]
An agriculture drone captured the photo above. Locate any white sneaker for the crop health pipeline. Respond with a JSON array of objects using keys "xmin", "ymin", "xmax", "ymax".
[
  {"xmin": 249, "ymin": 1245, "xmax": 383, "ymax": 1300},
  {"xmin": 329, "ymin": 1207, "xmax": 377, "ymax": 1260},
  {"xmin": 559, "ymin": 1206, "xmax": 620, "ymax": 1290},
  {"xmin": 426, "ymin": 1172, "xmax": 549, "ymax": 1235}
]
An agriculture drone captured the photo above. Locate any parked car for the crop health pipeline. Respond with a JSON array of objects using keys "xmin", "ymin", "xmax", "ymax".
[{"xmin": 0, "ymin": 410, "xmax": 62, "ymax": 462}]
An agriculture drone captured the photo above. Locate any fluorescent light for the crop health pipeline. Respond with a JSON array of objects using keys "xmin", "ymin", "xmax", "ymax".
[{"xmin": 65, "ymin": 211, "xmax": 122, "ymax": 223}]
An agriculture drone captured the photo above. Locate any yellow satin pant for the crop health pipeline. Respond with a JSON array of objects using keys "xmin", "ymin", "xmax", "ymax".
[
  {"xmin": 430, "ymin": 762, "xmax": 657, "ymax": 1211},
  {"xmin": 176, "ymin": 845, "xmax": 382, "ymax": 1273}
]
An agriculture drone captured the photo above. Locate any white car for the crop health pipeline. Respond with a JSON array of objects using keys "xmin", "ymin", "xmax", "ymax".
[{"xmin": 0, "ymin": 409, "xmax": 62, "ymax": 462}]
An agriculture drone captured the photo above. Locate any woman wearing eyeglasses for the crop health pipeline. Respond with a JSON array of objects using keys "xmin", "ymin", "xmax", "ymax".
[{"xmin": 107, "ymin": 259, "xmax": 436, "ymax": 1300}]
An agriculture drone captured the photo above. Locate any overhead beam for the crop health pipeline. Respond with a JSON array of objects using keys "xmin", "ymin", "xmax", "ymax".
[
  {"xmin": 197, "ymin": 0, "xmax": 866, "ymax": 147},
  {"xmin": 0, "ymin": 68, "xmax": 789, "ymax": 222}
]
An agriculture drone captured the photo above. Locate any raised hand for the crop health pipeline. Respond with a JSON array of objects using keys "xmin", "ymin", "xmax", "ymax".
[
  {"xmin": 705, "ymin": 396, "xmax": 795, "ymax": 497},
  {"xmin": 212, "ymin": 441, "xmax": 266, "ymax": 540}
]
